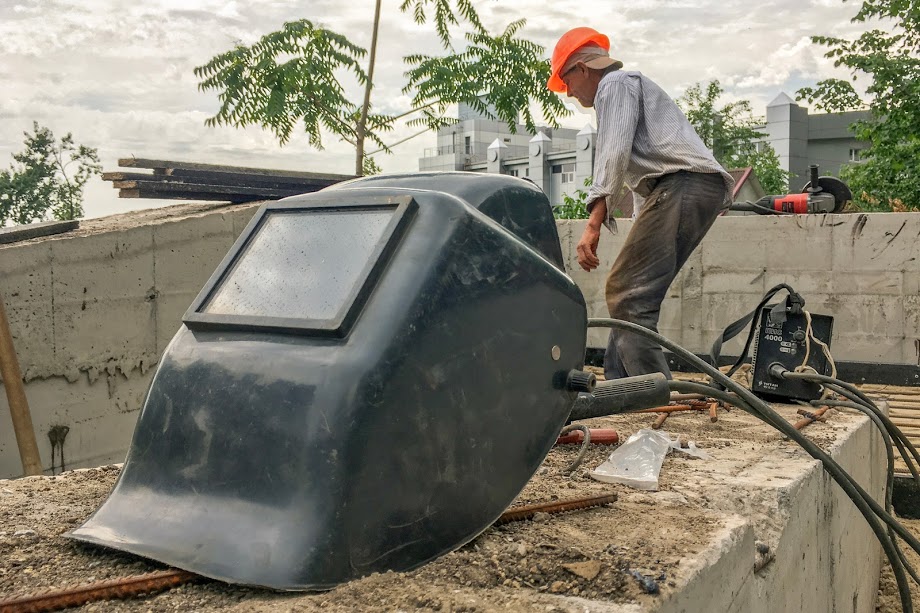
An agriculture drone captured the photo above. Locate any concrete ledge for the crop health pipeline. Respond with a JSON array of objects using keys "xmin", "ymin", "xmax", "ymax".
[{"xmin": 0, "ymin": 401, "xmax": 884, "ymax": 611}]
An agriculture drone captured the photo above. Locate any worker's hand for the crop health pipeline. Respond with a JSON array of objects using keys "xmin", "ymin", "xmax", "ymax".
[{"xmin": 576, "ymin": 224, "xmax": 601, "ymax": 272}]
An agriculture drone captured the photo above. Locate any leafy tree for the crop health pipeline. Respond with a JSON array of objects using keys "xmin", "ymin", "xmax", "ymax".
[
  {"xmin": 0, "ymin": 122, "xmax": 101, "ymax": 226},
  {"xmin": 678, "ymin": 81, "xmax": 790, "ymax": 194},
  {"xmin": 554, "ymin": 177, "xmax": 629, "ymax": 220},
  {"xmin": 194, "ymin": 5, "xmax": 569, "ymax": 176},
  {"xmin": 797, "ymin": 0, "xmax": 920, "ymax": 212},
  {"xmin": 554, "ymin": 177, "xmax": 592, "ymax": 220}
]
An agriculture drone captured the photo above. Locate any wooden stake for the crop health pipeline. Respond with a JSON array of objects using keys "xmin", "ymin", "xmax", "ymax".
[{"xmin": 0, "ymin": 291, "xmax": 42, "ymax": 476}]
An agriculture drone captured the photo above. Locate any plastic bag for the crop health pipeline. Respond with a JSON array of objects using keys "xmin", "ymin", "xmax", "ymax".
[
  {"xmin": 590, "ymin": 429, "xmax": 712, "ymax": 490},
  {"xmin": 590, "ymin": 429, "xmax": 672, "ymax": 490}
]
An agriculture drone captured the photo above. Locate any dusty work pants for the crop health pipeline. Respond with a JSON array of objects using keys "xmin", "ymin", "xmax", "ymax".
[{"xmin": 604, "ymin": 171, "xmax": 729, "ymax": 380}]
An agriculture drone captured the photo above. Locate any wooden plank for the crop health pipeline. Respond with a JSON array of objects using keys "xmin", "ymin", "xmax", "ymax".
[
  {"xmin": 119, "ymin": 189, "xmax": 253, "ymax": 203},
  {"xmin": 0, "ymin": 220, "xmax": 80, "ymax": 245},
  {"xmin": 104, "ymin": 170, "xmax": 338, "ymax": 190},
  {"xmin": 156, "ymin": 167, "xmax": 347, "ymax": 188},
  {"xmin": 118, "ymin": 158, "xmax": 354, "ymax": 182},
  {"xmin": 114, "ymin": 180, "xmax": 309, "ymax": 198},
  {"xmin": 119, "ymin": 188, "xmax": 275, "ymax": 204}
]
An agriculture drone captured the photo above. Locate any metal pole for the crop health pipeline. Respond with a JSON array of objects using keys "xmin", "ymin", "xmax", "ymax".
[{"xmin": 0, "ymin": 290, "xmax": 42, "ymax": 476}]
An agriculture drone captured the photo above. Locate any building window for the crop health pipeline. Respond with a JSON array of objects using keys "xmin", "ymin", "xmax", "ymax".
[
  {"xmin": 465, "ymin": 136, "xmax": 472, "ymax": 155},
  {"xmin": 553, "ymin": 163, "xmax": 575, "ymax": 183},
  {"xmin": 849, "ymin": 148, "xmax": 864, "ymax": 162}
]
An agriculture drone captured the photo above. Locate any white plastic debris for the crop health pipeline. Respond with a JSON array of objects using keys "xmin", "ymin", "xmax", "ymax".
[{"xmin": 590, "ymin": 429, "xmax": 712, "ymax": 490}]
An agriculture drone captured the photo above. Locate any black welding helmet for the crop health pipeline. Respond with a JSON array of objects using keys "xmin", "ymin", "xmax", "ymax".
[{"xmin": 70, "ymin": 172, "xmax": 587, "ymax": 590}]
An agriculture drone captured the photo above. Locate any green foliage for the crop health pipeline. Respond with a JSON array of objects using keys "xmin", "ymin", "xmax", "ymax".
[
  {"xmin": 399, "ymin": 0, "xmax": 484, "ymax": 47},
  {"xmin": 195, "ymin": 7, "xmax": 569, "ymax": 175},
  {"xmin": 797, "ymin": 0, "xmax": 920, "ymax": 211},
  {"xmin": 678, "ymin": 81, "xmax": 789, "ymax": 194},
  {"xmin": 403, "ymin": 20, "xmax": 569, "ymax": 135},
  {"xmin": 194, "ymin": 21, "xmax": 393, "ymax": 151},
  {"xmin": 362, "ymin": 155, "xmax": 383, "ymax": 176},
  {"xmin": 554, "ymin": 177, "xmax": 592, "ymax": 219},
  {"xmin": 0, "ymin": 122, "xmax": 101, "ymax": 226}
]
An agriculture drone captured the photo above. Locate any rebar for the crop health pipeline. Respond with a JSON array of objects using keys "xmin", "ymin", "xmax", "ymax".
[
  {"xmin": 0, "ymin": 569, "xmax": 199, "ymax": 613},
  {"xmin": 495, "ymin": 494, "xmax": 618, "ymax": 525}
]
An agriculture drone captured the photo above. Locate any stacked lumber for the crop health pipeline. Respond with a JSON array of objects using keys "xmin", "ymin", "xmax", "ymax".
[
  {"xmin": 859, "ymin": 384, "xmax": 920, "ymax": 475},
  {"xmin": 103, "ymin": 158, "xmax": 354, "ymax": 204}
]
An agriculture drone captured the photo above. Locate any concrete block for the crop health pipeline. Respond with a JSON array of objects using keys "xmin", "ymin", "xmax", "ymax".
[
  {"xmin": 829, "ymin": 270, "xmax": 903, "ymax": 296},
  {"xmin": 701, "ymin": 293, "xmax": 767, "ymax": 357},
  {"xmin": 762, "ymin": 270, "xmax": 835, "ymax": 296},
  {"xmin": 50, "ymin": 226, "xmax": 157, "ymax": 379},
  {"xmin": 230, "ymin": 203, "xmax": 262, "ymax": 238},
  {"xmin": 659, "ymin": 297, "xmax": 682, "ymax": 332},
  {"xmin": 0, "ymin": 241, "xmax": 54, "ymax": 379},
  {"xmin": 153, "ymin": 213, "xmax": 237, "ymax": 293},
  {"xmin": 903, "ymin": 295, "xmax": 920, "ymax": 365},
  {"xmin": 0, "ymin": 369, "xmax": 152, "ymax": 477},
  {"xmin": 832, "ymin": 213, "xmax": 920, "ymax": 272},
  {"xmin": 556, "ymin": 220, "xmax": 577, "ymax": 274},
  {"xmin": 702, "ymin": 237, "xmax": 766, "ymax": 272},
  {"xmin": 803, "ymin": 294, "xmax": 904, "ymax": 339},
  {"xmin": 767, "ymin": 236, "xmax": 834, "ymax": 272},
  {"xmin": 153, "ymin": 291, "xmax": 198, "ymax": 353},
  {"xmin": 152, "ymin": 213, "xmax": 239, "ymax": 352},
  {"xmin": 657, "ymin": 519, "xmax": 755, "ymax": 613},
  {"xmin": 585, "ymin": 328, "xmax": 609, "ymax": 351},
  {"xmin": 703, "ymin": 269, "xmax": 766, "ymax": 296},
  {"xmin": 827, "ymin": 332, "xmax": 904, "ymax": 363}
]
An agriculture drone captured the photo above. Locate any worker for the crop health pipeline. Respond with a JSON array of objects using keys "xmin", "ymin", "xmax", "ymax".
[{"xmin": 547, "ymin": 27, "xmax": 734, "ymax": 381}]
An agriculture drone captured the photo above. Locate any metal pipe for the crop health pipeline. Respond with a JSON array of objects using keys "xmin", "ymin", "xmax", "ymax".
[{"xmin": 0, "ymin": 290, "xmax": 42, "ymax": 476}]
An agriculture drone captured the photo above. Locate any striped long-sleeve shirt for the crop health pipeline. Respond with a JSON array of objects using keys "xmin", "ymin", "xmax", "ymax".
[{"xmin": 585, "ymin": 70, "xmax": 735, "ymax": 220}]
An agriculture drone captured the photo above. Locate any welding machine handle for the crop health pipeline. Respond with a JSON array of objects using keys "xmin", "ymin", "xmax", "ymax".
[{"xmin": 567, "ymin": 373, "xmax": 670, "ymax": 421}]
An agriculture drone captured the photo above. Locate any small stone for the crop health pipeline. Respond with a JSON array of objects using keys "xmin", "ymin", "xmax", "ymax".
[
  {"xmin": 549, "ymin": 580, "xmax": 566, "ymax": 593},
  {"xmin": 517, "ymin": 543, "xmax": 528, "ymax": 556},
  {"xmin": 562, "ymin": 560, "xmax": 602, "ymax": 581},
  {"xmin": 755, "ymin": 541, "xmax": 770, "ymax": 555},
  {"xmin": 532, "ymin": 512, "xmax": 550, "ymax": 523},
  {"xmin": 13, "ymin": 529, "xmax": 36, "ymax": 537}
]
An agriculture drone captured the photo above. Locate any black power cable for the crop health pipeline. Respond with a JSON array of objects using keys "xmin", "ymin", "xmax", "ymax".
[
  {"xmin": 587, "ymin": 318, "xmax": 916, "ymax": 613},
  {"xmin": 666, "ymin": 377, "xmax": 915, "ymax": 613}
]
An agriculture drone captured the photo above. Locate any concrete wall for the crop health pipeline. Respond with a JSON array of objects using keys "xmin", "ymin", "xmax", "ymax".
[
  {"xmin": 563, "ymin": 213, "xmax": 920, "ymax": 365},
  {"xmin": 0, "ymin": 202, "xmax": 261, "ymax": 478},
  {"xmin": 1, "ymin": 205, "xmax": 918, "ymax": 477},
  {"xmin": 653, "ymin": 409, "xmax": 884, "ymax": 613}
]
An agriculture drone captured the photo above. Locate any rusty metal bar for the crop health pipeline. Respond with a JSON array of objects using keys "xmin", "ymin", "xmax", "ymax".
[
  {"xmin": 495, "ymin": 494, "xmax": 618, "ymax": 525},
  {"xmin": 794, "ymin": 406, "xmax": 832, "ymax": 431},
  {"xmin": 0, "ymin": 569, "xmax": 199, "ymax": 613},
  {"xmin": 0, "ymin": 290, "xmax": 42, "ymax": 476},
  {"xmin": 635, "ymin": 404, "xmax": 697, "ymax": 414}
]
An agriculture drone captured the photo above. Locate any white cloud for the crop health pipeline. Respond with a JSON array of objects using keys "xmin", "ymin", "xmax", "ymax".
[{"xmin": 0, "ymin": 0, "xmax": 887, "ymax": 218}]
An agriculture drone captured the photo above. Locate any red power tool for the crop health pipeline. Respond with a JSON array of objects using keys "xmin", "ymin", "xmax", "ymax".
[{"xmin": 731, "ymin": 164, "xmax": 852, "ymax": 215}]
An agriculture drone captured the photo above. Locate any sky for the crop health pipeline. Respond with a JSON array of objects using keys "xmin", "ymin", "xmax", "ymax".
[{"xmin": 0, "ymin": 0, "xmax": 879, "ymax": 220}]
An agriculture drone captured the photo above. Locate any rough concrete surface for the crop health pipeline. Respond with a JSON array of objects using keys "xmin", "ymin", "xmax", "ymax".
[
  {"xmin": 0, "ymin": 386, "xmax": 887, "ymax": 612},
  {"xmin": 0, "ymin": 201, "xmax": 261, "ymax": 478}
]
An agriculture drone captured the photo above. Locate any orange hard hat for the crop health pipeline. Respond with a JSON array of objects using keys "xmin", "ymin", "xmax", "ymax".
[{"xmin": 547, "ymin": 27, "xmax": 611, "ymax": 93}]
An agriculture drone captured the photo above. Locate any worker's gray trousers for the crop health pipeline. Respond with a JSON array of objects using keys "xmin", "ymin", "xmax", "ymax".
[{"xmin": 604, "ymin": 171, "xmax": 729, "ymax": 381}]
